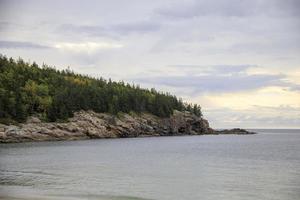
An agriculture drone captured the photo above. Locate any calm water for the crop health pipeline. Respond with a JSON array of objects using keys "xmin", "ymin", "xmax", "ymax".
[{"xmin": 0, "ymin": 129, "xmax": 300, "ymax": 200}]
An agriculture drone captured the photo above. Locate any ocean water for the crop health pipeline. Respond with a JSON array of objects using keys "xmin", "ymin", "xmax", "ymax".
[{"xmin": 0, "ymin": 129, "xmax": 300, "ymax": 200}]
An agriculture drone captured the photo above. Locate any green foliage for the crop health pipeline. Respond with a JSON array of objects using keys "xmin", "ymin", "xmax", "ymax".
[{"xmin": 0, "ymin": 55, "xmax": 202, "ymax": 123}]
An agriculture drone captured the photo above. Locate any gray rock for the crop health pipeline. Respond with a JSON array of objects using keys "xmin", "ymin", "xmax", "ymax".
[
  {"xmin": 26, "ymin": 116, "xmax": 41, "ymax": 124},
  {"xmin": 0, "ymin": 110, "xmax": 255, "ymax": 143},
  {"xmin": 214, "ymin": 128, "xmax": 256, "ymax": 135}
]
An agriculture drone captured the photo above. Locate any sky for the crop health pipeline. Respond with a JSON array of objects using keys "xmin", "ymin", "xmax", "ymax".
[{"xmin": 0, "ymin": 0, "xmax": 299, "ymax": 128}]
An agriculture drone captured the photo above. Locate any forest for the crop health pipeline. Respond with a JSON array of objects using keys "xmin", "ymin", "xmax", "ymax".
[{"xmin": 0, "ymin": 55, "xmax": 202, "ymax": 124}]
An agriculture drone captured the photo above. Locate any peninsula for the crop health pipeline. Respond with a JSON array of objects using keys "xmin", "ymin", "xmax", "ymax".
[{"xmin": 0, "ymin": 55, "xmax": 255, "ymax": 143}]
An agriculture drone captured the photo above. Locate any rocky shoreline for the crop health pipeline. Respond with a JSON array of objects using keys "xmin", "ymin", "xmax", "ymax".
[{"xmin": 0, "ymin": 110, "xmax": 255, "ymax": 143}]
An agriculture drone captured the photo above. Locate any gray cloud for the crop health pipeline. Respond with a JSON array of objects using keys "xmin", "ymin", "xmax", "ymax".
[
  {"xmin": 169, "ymin": 64, "xmax": 256, "ymax": 74},
  {"xmin": 156, "ymin": 0, "xmax": 253, "ymax": 19},
  {"xmin": 0, "ymin": 40, "xmax": 50, "ymax": 49},
  {"xmin": 58, "ymin": 24, "xmax": 107, "ymax": 37},
  {"xmin": 111, "ymin": 21, "xmax": 161, "ymax": 34},
  {"xmin": 132, "ymin": 65, "xmax": 300, "ymax": 94},
  {"xmin": 208, "ymin": 65, "xmax": 255, "ymax": 74},
  {"xmin": 134, "ymin": 74, "xmax": 284, "ymax": 93},
  {"xmin": 156, "ymin": 0, "xmax": 300, "ymax": 19},
  {"xmin": 0, "ymin": 21, "xmax": 11, "ymax": 30},
  {"xmin": 58, "ymin": 21, "xmax": 161, "ymax": 38}
]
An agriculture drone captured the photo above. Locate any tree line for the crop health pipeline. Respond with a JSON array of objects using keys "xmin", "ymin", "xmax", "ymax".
[{"xmin": 0, "ymin": 55, "xmax": 202, "ymax": 124}]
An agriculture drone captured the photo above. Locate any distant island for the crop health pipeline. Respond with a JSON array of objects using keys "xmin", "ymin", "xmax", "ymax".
[{"xmin": 0, "ymin": 55, "xmax": 255, "ymax": 143}]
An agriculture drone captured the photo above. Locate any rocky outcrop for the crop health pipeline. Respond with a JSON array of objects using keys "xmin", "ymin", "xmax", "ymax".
[
  {"xmin": 0, "ymin": 110, "xmax": 254, "ymax": 143},
  {"xmin": 214, "ymin": 128, "xmax": 256, "ymax": 135}
]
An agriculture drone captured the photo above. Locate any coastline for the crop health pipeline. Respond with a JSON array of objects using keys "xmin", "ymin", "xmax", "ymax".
[{"xmin": 0, "ymin": 110, "xmax": 255, "ymax": 143}]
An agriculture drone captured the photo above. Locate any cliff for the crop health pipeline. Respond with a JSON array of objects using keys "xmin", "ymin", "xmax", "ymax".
[{"xmin": 0, "ymin": 110, "xmax": 254, "ymax": 143}]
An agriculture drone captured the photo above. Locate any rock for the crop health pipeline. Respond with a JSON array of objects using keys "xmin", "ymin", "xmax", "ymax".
[
  {"xmin": 5, "ymin": 125, "xmax": 20, "ymax": 135},
  {"xmin": 26, "ymin": 116, "xmax": 41, "ymax": 124},
  {"xmin": 214, "ymin": 128, "xmax": 256, "ymax": 135},
  {"xmin": 0, "ymin": 110, "xmax": 256, "ymax": 143}
]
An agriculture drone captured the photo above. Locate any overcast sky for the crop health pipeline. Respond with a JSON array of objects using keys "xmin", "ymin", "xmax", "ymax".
[{"xmin": 0, "ymin": 0, "xmax": 299, "ymax": 128}]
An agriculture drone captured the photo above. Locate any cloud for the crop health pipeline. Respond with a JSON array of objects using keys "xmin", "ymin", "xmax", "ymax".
[
  {"xmin": 0, "ymin": 40, "xmax": 50, "ymax": 49},
  {"xmin": 111, "ymin": 21, "xmax": 161, "ymax": 34},
  {"xmin": 0, "ymin": 21, "xmax": 11, "ymax": 30},
  {"xmin": 58, "ymin": 21, "xmax": 161, "ymax": 38},
  {"xmin": 156, "ymin": 0, "xmax": 253, "ymax": 19},
  {"xmin": 156, "ymin": 0, "xmax": 300, "ymax": 20},
  {"xmin": 251, "ymin": 104, "xmax": 300, "ymax": 113},
  {"xmin": 0, "ymin": 40, "xmax": 123, "ymax": 53},
  {"xmin": 169, "ymin": 64, "xmax": 256, "ymax": 75},
  {"xmin": 205, "ymin": 105, "xmax": 300, "ymax": 128},
  {"xmin": 289, "ymin": 84, "xmax": 300, "ymax": 91},
  {"xmin": 132, "ymin": 65, "xmax": 300, "ymax": 94},
  {"xmin": 135, "ymin": 74, "xmax": 284, "ymax": 93},
  {"xmin": 209, "ymin": 65, "xmax": 255, "ymax": 74},
  {"xmin": 54, "ymin": 42, "xmax": 123, "ymax": 53},
  {"xmin": 58, "ymin": 24, "xmax": 108, "ymax": 38}
]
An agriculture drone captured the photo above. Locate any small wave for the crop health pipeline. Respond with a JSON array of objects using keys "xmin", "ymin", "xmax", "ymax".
[
  {"xmin": 0, "ymin": 169, "xmax": 58, "ymax": 176},
  {"xmin": 48, "ymin": 194, "xmax": 155, "ymax": 200}
]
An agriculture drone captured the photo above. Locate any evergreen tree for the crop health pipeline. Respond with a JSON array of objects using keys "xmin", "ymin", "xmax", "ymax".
[{"xmin": 0, "ymin": 55, "xmax": 203, "ymax": 123}]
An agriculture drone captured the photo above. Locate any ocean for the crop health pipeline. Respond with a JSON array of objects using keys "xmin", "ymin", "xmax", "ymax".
[{"xmin": 0, "ymin": 129, "xmax": 300, "ymax": 200}]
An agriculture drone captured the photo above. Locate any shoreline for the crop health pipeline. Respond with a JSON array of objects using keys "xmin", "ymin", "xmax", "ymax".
[
  {"xmin": 0, "ymin": 110, "xmax": 256, "ymax": 144},
  {"xmin": 0, "ymin": 130, "xmax": 256, "ymax": 144}
]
